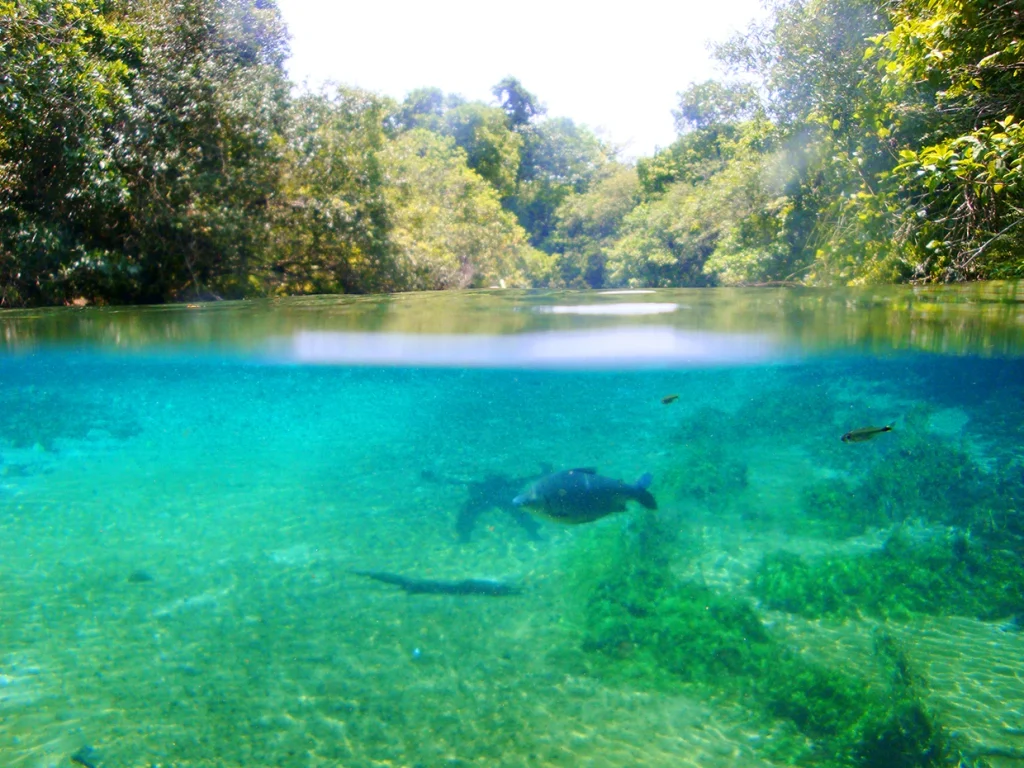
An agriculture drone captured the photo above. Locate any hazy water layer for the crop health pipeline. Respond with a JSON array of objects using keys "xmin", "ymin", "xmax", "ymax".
[{"xmin": 2, "ymin": 340, "xmax": 1024, "ymax": 766}]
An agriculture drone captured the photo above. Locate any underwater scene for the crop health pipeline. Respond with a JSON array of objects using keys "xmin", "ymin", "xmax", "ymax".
[{"xmin": 2, "ymin": 289, "xmax": 1024, "ymax": 768}]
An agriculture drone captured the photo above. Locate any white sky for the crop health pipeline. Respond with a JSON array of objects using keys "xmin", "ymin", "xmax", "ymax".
[{"xmin": 275, "ymin": 0, "xmax": 768, "ymax": 158}]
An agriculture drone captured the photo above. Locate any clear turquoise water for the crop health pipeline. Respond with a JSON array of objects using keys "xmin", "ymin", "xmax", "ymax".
[{"xmin": 2, "ymin": 291, "xmax": 1024, "ymax": 767}]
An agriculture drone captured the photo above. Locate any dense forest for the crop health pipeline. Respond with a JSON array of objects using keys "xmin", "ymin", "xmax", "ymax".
[{"xmin": 0, "ymin": 0, "xmax": 1021, "ymax": 306}]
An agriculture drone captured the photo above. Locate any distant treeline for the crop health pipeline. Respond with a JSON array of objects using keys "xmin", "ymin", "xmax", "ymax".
[{"xmin": 1, "ymin": 0, "xmax": 1021, "ymax": 306}]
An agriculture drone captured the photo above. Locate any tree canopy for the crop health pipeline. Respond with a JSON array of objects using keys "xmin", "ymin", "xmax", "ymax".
[{"xmin": 0, "ymin": 0, "xmax": 1020, "ymax": 306}]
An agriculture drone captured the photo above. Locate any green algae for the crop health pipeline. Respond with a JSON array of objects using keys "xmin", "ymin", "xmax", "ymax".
[
  {"xmin": 795, "ymin": 409, "xmax": 1013, "ymax": 538},
  {"xmin": 753, "ymin": 528, "xmax": 1024, "ymax": 622},
  {"xmin": 754, "ymin": 409, "xmax": 1024, "ymax": 623},
  {"xmin": 567, "ymin": 514, "xmax": 972, "ymax": 768},
  {"xmin": 660, "ymin": 421, "xmax": 750, "ymax": 510}
]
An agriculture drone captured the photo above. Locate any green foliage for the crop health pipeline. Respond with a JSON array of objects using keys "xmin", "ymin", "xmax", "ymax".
[
  {"xmin": 572, "ymin": 512, "xmax": 769, "ymax": 685},
  {"xmin": 609, "ymin": 121, "xmax": 803, "ymax": 287},
  {"xmin": 511, "ymin": 117, "xmax": 613, "ymax": 248},
  {"xmin": 441, "ymin": 103, "xmax": 522, "ymax": 198},
  {"xmin": 4, "ymin": 0, "xmax": 1021, "ymax": 303},
  {"xmin": 753, "ymin": 527, "xmax": 1024, "ymax": 621},
  {"xmin": 492, "ymin": 76, "xmax": 545, "ymax": 130},
  {"xmin": 394, "ymin": 80, "xmax": 614, "ymax": 255},
  {"xmin": 814, "ymin": 0, "xmax": 1024, "ymax": 282},
  {"xmin": 692, "ymin": 0, "xmax": 1024, "ymax": 285},
  {"xmin": 547, "ymin": 165, "xmax": 640, "ymax": 287},
  {"xmin": 0, "ymin": 0, "xmax": 141, "ymax": 305},
  {"xmin": 635, "ymin": 124, "xmax": 740, "ymax": 196},
  {"xmin": 569, "ymin": 514, "xmax": 962, "ymax": 767},
  {"xmin": 0, "ymin": 0, "xmax": 290, "ymax": 304},
  {"xmin": 381, "ymin": 130, "xmax": 543, "ymax": 289},
  {"xmin": 884, "ymin": 117, "xmax": 1024, "ymax": 280},
  {"xmin": 797, "ymin": 413, "xmax": 996, "ymax": 537},
  {"xmin": 673, "ymin": 80, "xmax": 760, "ymax": 134},
  {"xmin": 268, "ymin": 88, "xmax": 396, "ymax": 294},
  {"xmin": 716, "ymin": 0, "xmax": 887, "ymax": 131},
  {"xmin": 120, "ymin": 0, "xmax": 291, "ymax": 300}
]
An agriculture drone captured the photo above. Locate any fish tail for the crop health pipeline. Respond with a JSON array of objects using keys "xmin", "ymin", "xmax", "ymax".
[
  {"xmin": 635, "ymin": 489, "xmax": 658, "ymax": 510},
  {"xmin": 634, "ymin": 473, "xmax": 657, "ymax": 510}
]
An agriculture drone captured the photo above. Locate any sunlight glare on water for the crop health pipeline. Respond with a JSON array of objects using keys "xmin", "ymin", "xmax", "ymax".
[{"xmin": 280, "ymin": 328, "xmax": 780, "ymax": 368}]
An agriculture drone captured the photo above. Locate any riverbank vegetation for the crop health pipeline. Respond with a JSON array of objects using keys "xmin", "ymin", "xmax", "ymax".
[{"xmin": 1, "ymin": 0, "xmax": 1021, "ymax": 306}]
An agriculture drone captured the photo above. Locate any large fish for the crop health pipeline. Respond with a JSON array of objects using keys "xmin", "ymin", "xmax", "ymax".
[
  {"xmin": 352, "ymin": 570, "xmax": 521, "ymax": 596},
  {"xmin": 512, "ymin": 467, "xmax": 657, "ymax": 524}
]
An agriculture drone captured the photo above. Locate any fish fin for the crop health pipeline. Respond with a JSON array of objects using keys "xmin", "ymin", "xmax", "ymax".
[
  {"xmin": 635, "ymin": 472, "xmax": 653, "ymax": 490},
  {"xmin": 634, "ymin": 489, "xmax": 658, "ymax": 510},
  {"xmin": 568, "ymin": 467, "xmax": 598, "ymax": 474}
]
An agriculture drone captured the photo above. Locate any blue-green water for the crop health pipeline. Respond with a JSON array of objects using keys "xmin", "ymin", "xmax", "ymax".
[{"xmin": 2, "ymin": 290, "xmax": 1024, "ymax": 767}]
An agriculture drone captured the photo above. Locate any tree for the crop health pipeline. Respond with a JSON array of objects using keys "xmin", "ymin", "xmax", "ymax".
[
  {"xmin": 549, "ymin": 165, "xmax": 640, "ymax": 287},
  {"xmin": 442, "ymin": 103, "xmax": 522, "ymax": 198},
  {"xmin": 492, "ymin": 76, "xmax": 545, "ymax": 129},
  {"xmin": 381, "ymin": 129, "xmax": 547, "ymax": 289},
  {"xmin": 0, "ymin": 0, "xmax": 141, "ymax": 305},
  {"xmin": 861, "ymin": 0, "xmax": 1024, "ymax": 280},
  {"xmin": 269, "ymin": 87, "xmax": 396, "ymax": 294},
  {"xmin": 512, "ymin": 117, "xmax": 613, "ymax": 246},
  {"xmin": 674, "ymin": 80, "xmax": 760, "ymax": 133},
  {"xmin": 396, "ymin": 87, "xmax": 447, "ymax": 129},
  {"xmin": 119, "ymin": 0, "xmax": 291, "ymax": 301},
  {"xmin": 0, "ymin": 0, "xmax": 291, "ymax": 305}
]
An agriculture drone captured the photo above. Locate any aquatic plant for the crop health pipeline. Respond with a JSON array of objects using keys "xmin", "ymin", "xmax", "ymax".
[
  {"xmin": 753, "ymin": 527, "xmax": 1024, "ymax": 621},
  {"xmin": 568, "ymin": 514, "xmax": 968, "ymax": 767},
  {"xmin": 797, "ymin": 409, "xmax": 999, "ymax": 538},
  {"xmin": 659, "ymin": 426, "xmax": 749, "ymax": 510}
]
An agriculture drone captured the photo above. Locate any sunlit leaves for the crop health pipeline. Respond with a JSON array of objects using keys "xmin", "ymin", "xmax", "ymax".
[
  {"xmin": 381, "ymin": 129, "xmax": 541, "ymax": 290},
  {"xmin": 268, "ymin": 87, "xmax": 396, "ymax": 295},
  {"xmin": 547, "ymin": 165, "xmax": 640, "ymax": 287},
  {"xmin": 0, "ymin": 0, "xmax": 291, "ymax": 304}
]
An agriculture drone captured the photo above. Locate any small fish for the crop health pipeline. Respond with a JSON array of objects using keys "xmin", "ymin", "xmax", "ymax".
[
  {"xmin": 661, "ymin": 394, "xmax": 680, "ymax": 405},
  {"xmin": 513, "ymin": 467, "xmax": 657, "ymax": 524},
  {"xmin": 841, "ymin": 424, "xmax": 894, "ymax": 443},
  {"xmin": 127, "ymin": 569, "xmax": 155, "ymax": 583}
]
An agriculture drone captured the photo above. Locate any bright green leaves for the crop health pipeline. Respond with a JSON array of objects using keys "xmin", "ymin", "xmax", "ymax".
[
  {"xmin": 381, "ymin": 129, "xmax": 540, "ymax": 290},
  {"xmin": 268, "ymin": 88, "xmax": 396, "ymax": 295},
  {"xmin": 0, "ymin": 0, "xmax": 291, "ymax": 304},
  {"xmin": 546, "ymin": 165, "xmax": 640, "ymax": 288},
  {"xmin": 4, "ymin": 0, "xmax": 1020, "ymax": 303},
  {"xmin": 0, "ymin": 0, "xmax": 142, "ymax": 305},
  {"xmin": 885, "ymin": 117, "xmax": 1024, "ymax": 278},
  {"xmin": 441, "ymin": 103, "xmax": 522, "ymax": 199}
]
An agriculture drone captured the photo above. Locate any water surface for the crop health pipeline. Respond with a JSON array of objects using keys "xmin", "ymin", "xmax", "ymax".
[{"xmin": 2, "ymin": 287, "xmax": 1023, "ymax": 767}]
